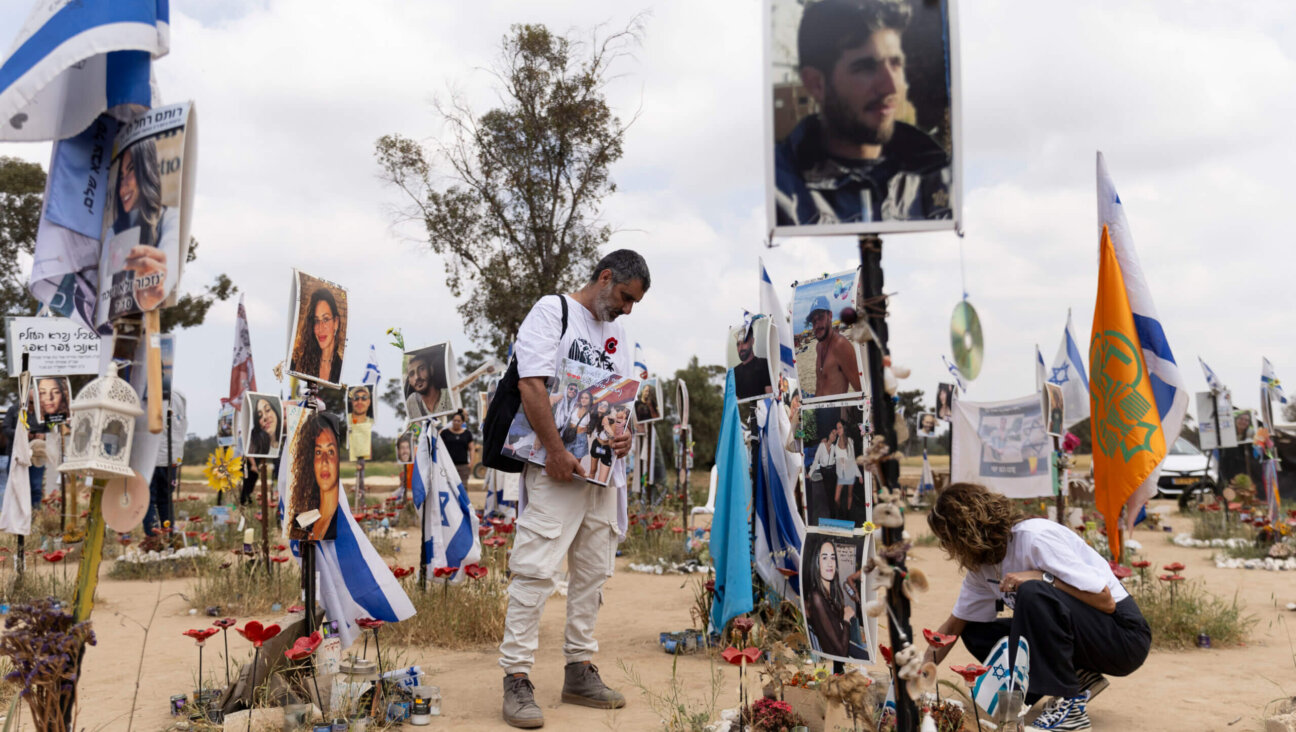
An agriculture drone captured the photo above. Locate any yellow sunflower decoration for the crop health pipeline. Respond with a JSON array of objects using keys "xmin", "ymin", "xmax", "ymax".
[{"xmin": 202, "ymin": 447, "xmax": 244, "ymax": 495}]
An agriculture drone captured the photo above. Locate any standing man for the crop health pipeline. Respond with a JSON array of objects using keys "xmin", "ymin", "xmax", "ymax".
[
  {"xmin": 732, "ymin": 325, "xmax": 773, "ymax": 400},
  {"xmin": 499, "ymin": 250, "xmax": 650, "ymax": 728},
  {"xmin": 145, "ymin": 390, "xmax": 186, "ymax": 536},
  {"xmin": 775, "ymin": 0, "xmax": 951, "ymax": 227}
]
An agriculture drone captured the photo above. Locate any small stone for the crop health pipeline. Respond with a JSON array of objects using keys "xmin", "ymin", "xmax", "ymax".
[{"xmin": 187, "ymin": 608, "xmax": 197, "ymax": 615}]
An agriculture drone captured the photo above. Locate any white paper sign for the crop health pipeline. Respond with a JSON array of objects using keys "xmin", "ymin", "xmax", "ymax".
[{"xmin": 5, "ymin": 316, "xmax": 102, "ymax": 376}]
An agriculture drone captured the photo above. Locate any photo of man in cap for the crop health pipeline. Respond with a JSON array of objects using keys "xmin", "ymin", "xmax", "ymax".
[
  {"xmin": 772, "ymin": 0, "xmax": 953, "ymax": 230},
  {"xmin": 807, "ymin": 294, "xmax": 861, "ymax": 399}
]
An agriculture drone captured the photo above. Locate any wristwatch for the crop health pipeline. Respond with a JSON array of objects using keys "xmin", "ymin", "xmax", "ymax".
[{"xmin": 1042, "ymin": 571, "xmax": 1056, "ymax": 586}]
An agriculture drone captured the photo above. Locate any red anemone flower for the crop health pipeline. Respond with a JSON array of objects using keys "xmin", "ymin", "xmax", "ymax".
[
  {"xmin": 237, "ymin": 621, "xmax": 282, "ymax": 648},
  {"xmin": 213, "ymin": 618, "xmax": 236, "ymax": 629},
  {"xmin": 672, "ymin": 526, "xmax": 685, "ymax": 534},
  {"xmin": 288, "ymin": 605, "xmax": 305, "ymax": 614},
  {"xmin": 1131, "ymin": 560, "xmax": 1151, "ymax": 568},
  {"xmin": 433, "ymin": 566, "xmax": 459, "ymax": 579},
  {"xmin": 721, "ymin": 646, "xmax": 762, "ymax": 665},
  {"xmin": 272, "ymin": 556, "xmax": 290, "ymax": 564},
  {"xmin": 950, "ymin": 664, "xmax": 990, "ymax": 684},
  {"xmin": 733, "ymin": 617, "xmax": 754, "ymax": 638},
  {"xmin": 478, "ymin": 526, "xmax": 491, "ymax": 537},
  {"xmin": 464, "ymin": 564, "xmax": 489, "ymax": 580},
  {"xmin": 1159, "ymin": 574, "xmax": 1186, "ymax": 582},
  {"xmin": 184, "ymin": 628, "xmax": 219, "ymax": 645},
  {"xmin": 275, "ymin": 544, "xmax": 287, "ymax": 552},
  {"xmin": 185, "ymin": 531, "xmax": 198, "ymax": 538},
  {"xmin": 392, "ymin": 566, "xmax": 415, "ymax": 579},
  {"xmin": 496, "ymin": 523, "xmax": 515, "ymax": 534},
  {"xmin": 1109, "ymin": 564, "xmax": 1132, "ymax": 580},
  {"xmin": 1163, "ymin": 562, "xmax": 1185, "ymax": 573},
  {"xmin": 284, "ymin": 631, "xmax": 323, "ymax": 661},
  {"xmin": 356, "ymin": 618, "xmax": 384, "ymax": 631},
  {"xmin": 922, "ymin": 629, "xmax": 957, "ymax": 648},
  {"xmin": 42, "ymin": 550, "xmax": 67, "ymax": 563},
  {"xmin": 879, "ymin": 645, "xmax": 893, "ymax": 665}
]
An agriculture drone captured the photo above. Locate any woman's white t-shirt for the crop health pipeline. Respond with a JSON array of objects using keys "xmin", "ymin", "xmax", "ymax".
[{"xmin": 952, "ymin": 518, "xmax": 1130, "ymax": 623}]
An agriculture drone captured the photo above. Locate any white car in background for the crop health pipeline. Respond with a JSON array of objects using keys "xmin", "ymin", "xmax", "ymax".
[{"xmin": 1156, "ymin": 437, "xmax": 1219, "ymax": 498}]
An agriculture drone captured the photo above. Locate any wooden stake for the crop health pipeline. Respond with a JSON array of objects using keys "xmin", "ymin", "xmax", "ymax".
[{"xmin": 145, "ymin": 310, "xmax": 163, "ymax": 434}]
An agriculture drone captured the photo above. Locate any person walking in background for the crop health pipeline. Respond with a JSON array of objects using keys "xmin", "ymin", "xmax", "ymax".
[
  {"xmin": 441, "ymin": 409, "xmax": 475, "ymax": 487},
  {"xmin": 145, "ymin": 391, "xmax": 187, "ymax": 536}
]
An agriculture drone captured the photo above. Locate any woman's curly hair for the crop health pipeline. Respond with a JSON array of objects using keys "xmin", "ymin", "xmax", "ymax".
[
  {"xmin": 926, "ymin": 482, "xmax": 1024, "ymax": 572},
  {"xmin": 288, "ymin": 412, "xmax": 340, "ymax": 539}
]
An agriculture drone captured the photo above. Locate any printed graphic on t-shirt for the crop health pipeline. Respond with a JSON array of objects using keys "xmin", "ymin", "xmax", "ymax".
[{"xmin": 568, "ymin": 338, "xmax": 615, "ymax": 371}]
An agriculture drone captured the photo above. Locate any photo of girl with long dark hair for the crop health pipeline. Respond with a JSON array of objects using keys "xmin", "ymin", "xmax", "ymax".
[
  {"xmin": 100, "ymin": 135, "xmax": 183, "ymax": 318},
  {"xmin": 287, "ymin": 412, "xmax": 343, "ymax": 541},
  {"xmin": 288, "ymin": 272, "xmax": 347, "ymax": 386},
  {"xmin": 800, "ymin": 531, "xmax": 869, "ymax": 662}
]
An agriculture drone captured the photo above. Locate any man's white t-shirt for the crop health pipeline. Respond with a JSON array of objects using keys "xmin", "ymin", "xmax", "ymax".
[
  {"xmin": 952, "ymin": 518, "xmax": 1129, "ymax": 623},
  {"xmin": 514, "ymin": 295, "xmax": 632, "ymax": 489}
]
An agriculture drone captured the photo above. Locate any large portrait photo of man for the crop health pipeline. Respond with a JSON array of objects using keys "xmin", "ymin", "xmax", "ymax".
[{"xmin": 766, "ymin": 0, "xmax": 960, "ymax": 236}]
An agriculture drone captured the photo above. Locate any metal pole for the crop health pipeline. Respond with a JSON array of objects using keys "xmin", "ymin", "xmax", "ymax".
[
  {"xmin": 1210, "ymin": 391, "xmax": 1226, "ymax": 522},
  {"xmin": 1053, "ymin": 434, "xmax": 1066, "ymax": 527},
  {"xmin": 260, "ymin": 468, "xmax": 271, "ymax": 577}
]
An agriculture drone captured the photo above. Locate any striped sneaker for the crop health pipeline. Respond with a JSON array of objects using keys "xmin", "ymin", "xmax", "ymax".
[
  {"xmin": 1029, "ymin": 690, "xmax": 1091, "ymax": 730},
  {"xmin": 1075, "ymin": 669, "xmax": 1109, "ymax": 701}
]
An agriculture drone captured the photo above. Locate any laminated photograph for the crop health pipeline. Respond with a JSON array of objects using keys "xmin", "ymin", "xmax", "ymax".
[
  {"xmin": 403, "ymin": 342, "xmax": 460, "ymax": 422},
  {"xmin": 285, "ymin": 270, "xmax": 349, "ymax": 388},
  {"xmin": 240, "ymin": 392, "xmax": 284, "ymax": 459},
  {"xmin": 792, "ymin": 269, "xmax": 865, "ymax": 404}
]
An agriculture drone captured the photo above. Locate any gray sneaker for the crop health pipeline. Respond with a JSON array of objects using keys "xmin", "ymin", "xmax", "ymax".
[
  {"xmin": 503, "ymin": 673, "xmax": 544, "ymax": 728},
  {"xmin": 561, "ymin": 661, "xmax": 626, "ymax": 709}
]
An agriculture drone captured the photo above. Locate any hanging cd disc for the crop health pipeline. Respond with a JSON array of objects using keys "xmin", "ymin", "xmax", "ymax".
[
  {"xmin": 102, "ymin": 470, "xmax": 150, "ymax": 533},
  {"xmin": 950, "ymin": 300, "xmax": 984, "ymax": 381}
]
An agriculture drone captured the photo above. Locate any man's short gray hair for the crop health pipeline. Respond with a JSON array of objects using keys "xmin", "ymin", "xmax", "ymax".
[{"xmin": 590, "ymin": 249, "xmax": 651, "ymax": 290}]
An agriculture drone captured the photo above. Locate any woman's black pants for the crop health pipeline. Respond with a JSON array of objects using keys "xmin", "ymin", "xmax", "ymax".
[{"xmin": 960, "ymin": 581, "xmax": 1151, "ymax": 700}]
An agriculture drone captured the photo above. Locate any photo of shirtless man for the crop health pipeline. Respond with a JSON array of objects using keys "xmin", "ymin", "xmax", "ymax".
[{"xmin": 807, "ymin": 296, "xmax": 861, "ymax": 399}]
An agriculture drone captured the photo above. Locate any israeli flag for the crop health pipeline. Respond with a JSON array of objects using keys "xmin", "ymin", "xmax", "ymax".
[
  {"xmin": 918, "ymin": 449, "xmax": 935, "ymax": 498},
  {"xmin": 753, "ymin": 399, "xmax": 805, "ymax": 599},
  {"xmin": 414, "ymin": 429, "xmax": 481, "ymax": 582},
  {"xmin": 1262, "ymin": 357, "xmax": 1287, "ymax": 405},
  {"xmin": 1097, "ymin": 152, "xmax": 1188, "ymax": 522},
  {"xmin": 633, "ymin": 342, "xmax": 648, "ymax": 380},
  {"xmin": 315, "ymin": 482, "xmax": 416, "ymax": 649},
  {"xmin": 942, "ymin": 355, "xmax": 967, "ymax": 394},
  {"xmin": 0, "ymin": 0, "xmax": 168, "ymax": 142},
  {"xmin": 1047, "ymin": 310, "xmax": 1091, "ymax": 429},
  {"xmin": 1198, "ymin": 357, "xmax": 1228, "ymax": 397},
  {"xmin": 1034, "ymin": 345, "xmax": 1046, "ymax": 392},
  {"xmin": 759, "ymin": 258, "xmax": 797, "ymax": 382},
  {"xmin": 362, "ymin": 345, "xmax": 381, "ymax": 387}
]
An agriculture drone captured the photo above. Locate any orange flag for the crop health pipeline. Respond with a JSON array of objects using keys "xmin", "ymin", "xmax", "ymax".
[{"xmin": 1089, "ymin": 225, "xmax": 1167, "ymax": 560}]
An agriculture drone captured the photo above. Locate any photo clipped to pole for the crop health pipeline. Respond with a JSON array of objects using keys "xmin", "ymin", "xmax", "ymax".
[
  {"xmin": 726, "ymin": 317, "xmax": 778, "ymax": 404},
  {"xmin": 216, "ymin": 400, "xmax": 236, "ymax": 448},
  {"xmin": 1043, "ymin": 382, "xmax": 1064, "ymax": 438},
  {"xmin": 285, "ymin": 270, "xmax": 348, "ymax": 388},
  {"xmin": 792, "ymin": 269, "xmax": 865, "ymax": 405},
  {"xmin": 915, "ymin": 411, "xmax": 945, "ymax": 440},
  {"xmin": 32, "ymin": 375, "xmax": 72, "ymax": 426},
  {"xmin": 634, "ymin": 377, "xmax": 664, "ymax": 424},
  {"xmin": 799, "ymin": 529, "xmax": 876, "ymax": 664},
  {"xmin": 395, "ymin": 424, "xmax": 419, "ymax": 465},
  {"xmin": 765, "ymin": 0, "xmax": 961, "ymax": 236},
  {"xmin": 284, "ymin": 410, "xmax": 342, "ymax": 542},
  {"xmin": 240, "ymin": 392, "xmax": 284, "ymax": 459},
  {"xmin": 798, "ymin": 398, "xmax": 872, "ymax": 530},
  {"xmin": 402, "ymin": 342, "xmax": 460, "ymax": 422},
  {"xmin": 676, "ymin": 379, "xmax": 690, "ymax": 430},
  {"xmin": 346, "ymin": 384, "xmax": 375, "ymax": 460}
]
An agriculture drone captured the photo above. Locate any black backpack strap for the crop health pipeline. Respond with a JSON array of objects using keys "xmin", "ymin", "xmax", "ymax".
[{"xmin": 558, "ymin": 294, "xmax": 568, "ymax": 337}]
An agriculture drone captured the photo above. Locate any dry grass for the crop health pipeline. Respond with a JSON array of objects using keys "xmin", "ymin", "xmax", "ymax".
[
  {"xmin": 187, "ymin": 560, "xmax": 301, "ymax": 616},
  {"xmin": 1131, "ymin": 576, "xmax": 1255, "ymax": 650},
  {"xmin": 383, "ymin": 571, "xmax": 508, "ymax": 650},
  {"xmin": 107, "ymin": 554, "xmax": 215, "ymax": 581}
]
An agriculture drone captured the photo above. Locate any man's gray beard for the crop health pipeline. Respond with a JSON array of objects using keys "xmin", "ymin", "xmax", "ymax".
[
  {"xmin": 823, "ymin": 87, "xmax": 895, "ymax": 147},
  {"xmin": 593, "ymin": 288, "xmax": 619, "ymax": 321}
]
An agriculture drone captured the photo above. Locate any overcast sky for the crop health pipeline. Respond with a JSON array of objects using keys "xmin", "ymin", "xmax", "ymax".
[{"xmin": 3, "ymin": 0, "xmax": 1294, "ymax": 438}]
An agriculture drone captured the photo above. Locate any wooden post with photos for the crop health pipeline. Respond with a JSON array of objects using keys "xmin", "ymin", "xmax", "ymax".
[
  {"xmin": 260, "ymin": 467, "xmax": 271, "ymax": 577},
  {"xmin": 857, "ymin": 233, "xmax": 918, "ymax": 732},
  {"xmin": 300, "ymin": 381, "xmax": 321, "ymax": 633},
  {"xmin": 145, "ymin": 309, "xmax": 164, "ymax": 434},
  {"xmin": 1053, "ymin": 435, "xmax": 1067, "ymax": 528}
]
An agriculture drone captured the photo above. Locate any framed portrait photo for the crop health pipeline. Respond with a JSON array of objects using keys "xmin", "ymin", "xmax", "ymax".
[
  {"xmin": 765, "ymin": 0, "xmax": 962, "ymax": 237},
  {"xmin": 402, "ymin": 342, "xmax": 460, "ymax": 423},
  {"xmin": 240, "ymin": 392, "xmax": 284, "ymax": 459},
  {"xmin": 286, "ymin": 270, "xmax": 348, "ymax": 388},
  {"xmin": 792, "ymin": 270, "xmax": 865, "ymax": 405},
  {"xmin": 726, "ymin": 317, "xmax": 779, "ymax": 404}
]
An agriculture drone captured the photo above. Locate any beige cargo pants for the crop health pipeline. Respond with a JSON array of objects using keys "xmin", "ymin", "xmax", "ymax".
[{"xmin": 498, "ymin": 465, "xmax": 619, "ymax": 675}]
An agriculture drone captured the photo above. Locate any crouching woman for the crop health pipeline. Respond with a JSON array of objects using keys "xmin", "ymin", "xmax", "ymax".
[{"xmin": 922, "ymin": 483, "xmax": 1150, "ymax": 731}]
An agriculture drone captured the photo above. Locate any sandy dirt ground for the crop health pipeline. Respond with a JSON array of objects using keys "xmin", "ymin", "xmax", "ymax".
[{"xmin": 12, "ymin": 491, "xmax": 1296, "ymax": 731}]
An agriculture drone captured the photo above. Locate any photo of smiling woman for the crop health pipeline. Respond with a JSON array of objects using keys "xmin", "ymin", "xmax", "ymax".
[
  {"xmin": 241, "ymin": 393, "xmax": 283, "ymax": 458},
  {"xmin": 800, "ymin": 531, "xmax": 870, "ymax": 663},
  {"xmin": 287, "ymin": 412, "xmax": 343, "ymax": 542},
  {"xmin": 34, "ymin": 376, "xmax": 71, "ymax": 425},
  {"xmin": 287, "ymin": 271, "xmax": 348, "ymax": 388}
]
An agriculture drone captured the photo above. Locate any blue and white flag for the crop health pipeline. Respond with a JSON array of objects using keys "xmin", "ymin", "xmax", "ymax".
[
  {"xmin": 753, "ymin": 398, "xmax": 805, "ymax": 599},
  {"xmin": 362, "ymin": 345, "xmax": 381, "ymax": 387},
  {"xmin": 941, "ymin": 354, "xmax": 967, "ymax": 394},
  {"xmin": 1262, "ymin": 357, "xmax": 1287, "ymax": 405},
  {"xmin": 759, "ymin": 258, "xmax": 797, "ymax": 382},
  {"xmin": 1097, "ymin": 152, "xmax": 1189, "ymax": 528},
  {"xmin": 1035, "ymin": 345, "xmax": 1047, "ymax": 392},
  {"xmin": 918, "ymin": 449, "xmax": 935, "ymax": 498},
  {"xmin": 710, "ymin": 371, "xmax": 753, "ymax": 631},
  {"xmin": 1047, "ymin": 309, "xmax": 1091, "ymax": 429},
  {"xmin": 415, "ymin": 430, "xmax": 481, "ymax": 582},
  {"xmin": 0, "ymin": 0, "xmax": 168, "ymax": 142},
  {"xmin": 315, "ymin": 482, "xmax": 416, "ymax": 649},
  {"xmin": 633, "ymin": 342, "xmax": 648, "ymax": 380},
  {"xmin": 1198, "ymin": 357, "xmax": 1228, "ymax": 397}
]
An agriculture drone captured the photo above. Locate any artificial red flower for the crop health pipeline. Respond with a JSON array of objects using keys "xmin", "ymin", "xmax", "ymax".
[
  {"xmin": 1163, "ymin": 562, "xmax": 1185, "ymax": 573},
  {"xmin": 391, "ymin": 566, "xmax": 415, "ymax": 579},
  {"xmin": 1109, "ymin": 564, "xmax": 1133, "ymax": 580},
  {"xmin": 733, "ymin": 617, "xmax": 754, "ymax": 638},
  {"xmin": 283, "ymin": 631, "xmax": 323, "ymax": 661},
  {"xmin": 185, "ymin": 531, "xmax": 198, "ymax": 538},
  {"xmin": 356, "ymin": 618, "xmax": 384, "ymax": 630},
  {"xmin": 775, "ymin": 567, "xmax": 798, "ymax": 578},
  {"xmin": 950, "ymin": 664, "xmax": 990, "ymax": 684},
  {"xmin": 1159, "ymin": 574, "xmax": 1185, "ymax": 582},
  {"xmin": 200, "ymin": 533, "xmax": 212, "ymax": 543},
  {"xmin": 464, "ymin": 564, "xmax": 489, "ymax": 580},
  {"xmin": 705, "ymin": 579, "xmax": 715, "ymax": 594},
  {"xmin": 183, "ymin": 628, "xmax": 219, "ymax": 644},
  {"xmin": 879, "ymin": 645, "xmax": 893, "ymax": 665},
  {"xmin": 237, "ymin": 621, "xmax": 281, "ymax": 648},
  {"xmin": 672, "ymin": 526, "xmax": 685, "ymax": 534},
  {"xmin": 432, "ymin": 566, "xmax": 458, "ymax": 579},
  {"xmin": 922, "ymin": 629, "xmax": 957, "ymax": 648},
  {"xmin": 721, "ymin": 646, "xmax": 762, "ymax": 665},
  {"xmin": 272, "ymin": 556, "xmax": 290, "ymax": 564},
  {"xmin": 213, "ymin": 618, "xmax": 236, "ymax": 629},
  {"xmin": 479, "ymin": 526, "xmax": 491, "ymax": 537},
  {"xmin": 495, "ymin": 523, "xmax": 515, "ymax": 534},
  {"xmin": 275, "ymin": 544, "xmax": 287, "ymax": 552},
  {"xmin": 42, "ymin": 550, "xmax": 67, "ymax": 563},
  {"xmin": 1131, "ymin": 560, "xmax": 1151, "ymax": 568},
  {"xmin": 288, "ymin": 605, "xmax": 305, "ymax": 614},
  {"xmin": 189, "ymin": 516, "xmax": 203, "ymax": 523}
]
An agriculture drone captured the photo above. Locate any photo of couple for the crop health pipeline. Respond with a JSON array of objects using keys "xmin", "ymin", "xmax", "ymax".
[{"xmin": 800, "ymin": 401, "xmax": 871, "ymax": 529}]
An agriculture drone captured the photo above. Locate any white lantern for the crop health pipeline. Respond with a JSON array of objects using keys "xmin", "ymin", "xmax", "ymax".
[{"xmin": 59, "ymin": 365, "xmax": 143, "ymax": 480}]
